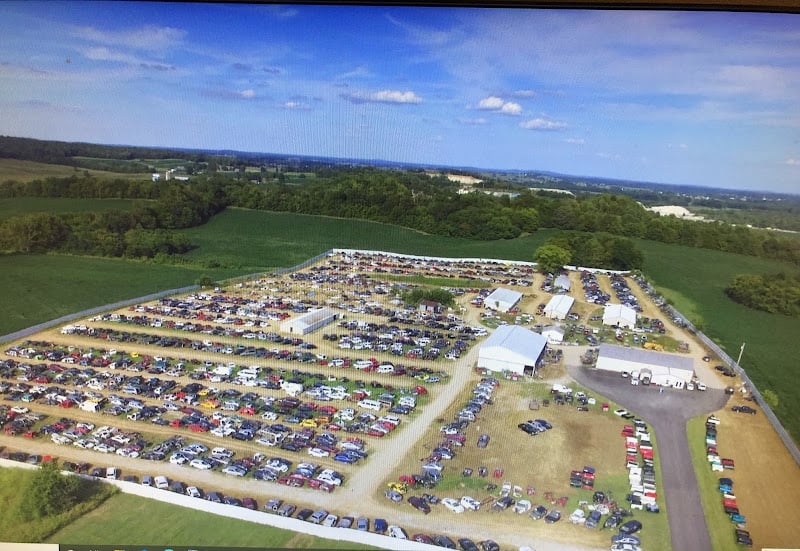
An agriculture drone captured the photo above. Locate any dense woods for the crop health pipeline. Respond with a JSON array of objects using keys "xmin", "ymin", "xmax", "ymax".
[{"xmin": 725, "ymin": 273, "xmax": 800, "ymax": 317}]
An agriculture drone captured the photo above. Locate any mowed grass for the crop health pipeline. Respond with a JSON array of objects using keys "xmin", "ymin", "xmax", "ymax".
[
  {"xmin": 0, "ymin": 197, "xmax": 137, "ymax": 220},
  {"xmin": 47, "ymin": 492, "xmax": 372, "ymax": 549},
  {"xmin": 636, "ymin": 239, "xmax": 800, "ymax": 441},
  {"xmin": 0, "ymin": 158, "xmax": 149, "ymax": 182},
  {"xmin": 0, "ymin": 254, "xmax": 240, "ymax": 337}
]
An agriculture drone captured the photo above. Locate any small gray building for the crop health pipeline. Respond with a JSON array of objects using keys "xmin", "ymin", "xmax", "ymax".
[{"xmin": 280, "ymin": 308, "xmax": 338, "ymax": 335}]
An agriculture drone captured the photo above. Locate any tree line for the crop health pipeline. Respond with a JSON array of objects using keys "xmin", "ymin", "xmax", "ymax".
[
  {"xmin": 1, "ymin": 167, "xmax": 798, "ymax": 268},
  {"xmin": 725, "ymin": 273, "xmax": 800, "ymax": 317}
]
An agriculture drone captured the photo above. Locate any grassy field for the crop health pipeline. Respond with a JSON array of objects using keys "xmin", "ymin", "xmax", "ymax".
[
  {"xmin": 47, "ymin": 492, "xmax": 372, "ymax": 549},
  {"xmin": 0, "ymin": 197, "xmax": 137, "ymax": 220},
  {"xmin": 636, "ymin": 239, "xmax": 800, "ymax": 441},
  {"xmin": 0, "ymin": 254, "xmax": 240, "ymax": 336},
  {"xmin": 0, "ymin": 158, "xmax": 150, "ymax": 182}
]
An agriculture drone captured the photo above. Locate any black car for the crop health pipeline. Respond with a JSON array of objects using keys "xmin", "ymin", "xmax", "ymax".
[
  {"xmin": 479, "ymin": 540, "xmax": 499, "ymax": 551},
  {"xmin": 408, "ymin": 496, "xmax": 431, "ymax": 514},
  {"xmin": 619, "ymin": 519, "xmax": 643, "ymax": 535},
  {"xmin": 433, "ymin": 535, "xmax": 456, "ymax": 549},
  {"xmin": 544, "ymin": 510, "xmax": 561, "ymax": 523},
  {"xmin": 296, "ymin": 508, "xmax": 314, "ymax": 521},
  {"xmin": 732, "ymin": 405, "xmax": 757, "ymax": 415},
  {"xmin": 530, "ymin": 505, "xmax": 548, "ymax": 520},
  {"xmin": 458, "ymin": 538, "xmax": 480, "ymax": 551},
  {"xmin": 477, "ymin": 434, "xmax": 490, "ymax": 448}
]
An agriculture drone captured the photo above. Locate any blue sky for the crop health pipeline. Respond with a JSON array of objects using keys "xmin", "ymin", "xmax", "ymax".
[{"xmin": 1, "ymin": 3, "xmax": 799, "ymax": 193}]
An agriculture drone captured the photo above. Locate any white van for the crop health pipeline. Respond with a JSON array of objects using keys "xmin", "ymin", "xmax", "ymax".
[
  {"xmin": 358, "ymin": 399, "xmax": 381, "ymax": 411},
  {"xmin": 630, "ymin": 371, "xmax": 640, "ymax": 386},
  {"xmin": 388, "ymin": 525, "xmax": 407, "ymax": 539},
  {"xmin": 154, "ymin": 475, "xmax": 169, "ymax": 489},
  {"xmin": 106, "ymin": 467, "xmax": 118, "ymax": 480}
]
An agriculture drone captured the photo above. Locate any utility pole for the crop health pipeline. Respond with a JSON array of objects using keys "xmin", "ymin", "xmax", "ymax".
[{"xmin": 735, "ymin": 342, "xmax": 746, "ymax": 374}]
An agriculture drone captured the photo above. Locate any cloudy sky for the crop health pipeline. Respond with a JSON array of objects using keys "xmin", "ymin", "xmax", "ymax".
[{"xmin": 1, "ymin": 3, "xmax": 799, "ymax": 193}]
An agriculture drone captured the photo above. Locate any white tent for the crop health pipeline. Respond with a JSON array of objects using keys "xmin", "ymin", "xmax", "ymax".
[
  {"xmin": 603, "ymin": 303, "xmax": 637, "ymax": 329},
  {"xmin": 484, "ymin": 288, "xmax": 523, "ymax": 313},
  {"xmin": 280, "ymin": 308, "xmax": 338, "ymax": 335},
  {"xmin": 543, "ymin": 295, "xmax": 575, "ymax": 320},
  {"xmin": 477, "ymin": 325, "xmax": 547, "ymax": 375},
  {"xmin": 542, "ymin": 325, "xmax": 565, "ymax": 344}
]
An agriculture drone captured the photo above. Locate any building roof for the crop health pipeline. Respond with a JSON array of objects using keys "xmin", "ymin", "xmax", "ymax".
[
  {"xmin": 603, "ymin": 303, "xmax": 637, "ymax": 324},
  {"xmin": 288, "ymin": 307, "xmax": 337, "ymax": 328},
  {"xmin": 554, "ymin": 274, "xmax": 571, "ymax": 291},
  {"xmin": 597, "ymin": 344, "xmax": 694, "ymax": 373},
  {"xmin": 542, "ymin": 325, "xmax": 564, "ymax": 335},
  {"xmin": 485, "ymin": 287, "xmax": 523, "ymax": 309},
  {"xmin": 544, "ymin": 294, "xmax": 575, "ymax": 317},
  {"xmin": 481, "ymin": 325, "xmax": 547, "ymax": 361}
]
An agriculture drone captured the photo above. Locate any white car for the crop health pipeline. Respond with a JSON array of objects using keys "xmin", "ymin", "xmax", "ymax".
[
  {"xmin": 441, "ymin": 498, "xmax": 465, "ymax": 513},
  {"xmin": 569, "ymin": 508, "xmax": 586, "ymax": 524},
  {"xmin": 308, "ymin": 447, "xmax": 330, "ymax": 458},
  {"xmin": 186, "ymin": 486, "xmax": 202, "ymax": 498},
  {"xmin": 222, "ymin": 465, "xmax": 246, "ymax": 476},
  {"xmin": 460, "ymin": 496, "xmax": 481, "ymax": 511},
  {"xmin": 614, "ymin": 408, "xmax": 630, "ymax": 417},
  {"xmin": 170, "ymin": 453, "xmax": 189, "ymax": 465},
  {"xmin": 190, "ymin": 458, "xmax": 212, "ymax": 470},
  {"xmin": 514, "ymin": 499, "xmax": 532, "ymax": 514}
]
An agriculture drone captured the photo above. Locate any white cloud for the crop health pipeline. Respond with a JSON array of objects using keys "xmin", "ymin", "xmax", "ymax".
[
  {"xmin": 513, "ymin": 89, "xmax": 537, "ymax": 98},
  {"xmin": 283, "ymin": 101, "xmax": 310, "ymax": 110},
  {"xmin": 564, "ymin": 138, "xmax": 585, "ymax": 145},
  {"xmin": 786, "ymin": 158, "xmax": 800, "ymax": 166},
  {"xmin": 239, "ymin": 89, "xmax": 256, "ymax": 98},
  {"xmin": 343, "ymin": 90, "xmax": 422, "ymax": 104},
  {"xmin": 520, "ymin": 118, "xmax": 567, "ymax": 131},
  {"xmin": 477, "ymin": 95, "xmax": 522, "ymax": 116},
  {"xmin": 73, "ymin": 25, "xmax": 186, "ymax": 51},
  {"xmin": 82, "ymin": 47, "xmax": 175, "ymax": 70}
]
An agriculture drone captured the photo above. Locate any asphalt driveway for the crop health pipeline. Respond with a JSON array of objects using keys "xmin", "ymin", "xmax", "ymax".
[{"xmin": 569, "ymin": 365, "xmax": 730, "ymax": 551}]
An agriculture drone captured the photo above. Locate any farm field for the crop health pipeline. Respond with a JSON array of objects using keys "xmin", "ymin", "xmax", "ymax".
[
  {"xmin": 0, "ymin": 197, "xmax": 137, "ymax": 220},
  {"xmin": 0, "ymin": 254, "xmax": 238, "ymax": 336},
  {"xmin": 0, "ymin": 158, "xmax": 150, "ymax": 182},
  {"xmin": 47, "ymin": 491, "xmax": 371, "ymax": 549}
]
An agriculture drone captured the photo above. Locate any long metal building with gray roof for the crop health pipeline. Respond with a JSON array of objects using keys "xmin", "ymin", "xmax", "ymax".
[{"xmin": 595, "ymin": 343, "xmax": 695, "ymax": 386}]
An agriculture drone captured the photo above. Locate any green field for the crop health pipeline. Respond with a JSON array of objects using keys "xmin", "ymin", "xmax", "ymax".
[
  {"xmin": 0, "ymin": 197, "xmax": 137, "ymax": 220},
  {"xmin": 0, "ymin": 254, "xmax": 239, "ymax": 336},
  {"xmin": 0, "ymin": 158, "xmax": 150, "ymax": 182},
  {"xmin": 48, "ymin": 492, "xmax": 371, "ymax": 549},
  {"xmin": 636, "ymin": 239, "xmax": 800, "ymax": 441}
]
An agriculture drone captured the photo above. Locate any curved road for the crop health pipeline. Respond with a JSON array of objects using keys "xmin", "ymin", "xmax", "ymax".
[{"xmin": 569, "ymin": 364, "xmax": 730, "ymax": 551}]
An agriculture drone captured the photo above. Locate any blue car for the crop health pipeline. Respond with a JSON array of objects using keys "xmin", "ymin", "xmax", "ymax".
[{"xmin": 334, "ymin": 453, "xmax": 356, "ymax": 464}]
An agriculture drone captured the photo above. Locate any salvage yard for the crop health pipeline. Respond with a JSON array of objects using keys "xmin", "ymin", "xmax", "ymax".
[{"xmin": 0, "ymin": 250, "xmax": 797, "ymax": 551}]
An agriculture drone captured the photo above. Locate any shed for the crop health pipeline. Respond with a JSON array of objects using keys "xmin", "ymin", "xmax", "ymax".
[
  {"xmin": 595, "ymin": 344, "xmax": 695, "ymax": 385},
  {"xmin": 541, "ymin": 325, "xmax": 565, "ymax": 344},
  {"xmin": 603, "ymin": 303, "xmax": 637, "ymax": 329},
  {"xmin": 279, "ymin": 307, "xmax": 338, "ymax": 335},
  {"xmin": 554, "ymin": 274, "xmax": 571, "ymax": 292},
  {"xmin": 543, "ymin": 295, "xmax": 575, "ymax": 320},
  {"xmin": 484, "ymin": 288, "xmax": 523, "ymax": 313},
  {"xmin": 477, "ymin": 325, "xmax": 547, "ymax": 376}
]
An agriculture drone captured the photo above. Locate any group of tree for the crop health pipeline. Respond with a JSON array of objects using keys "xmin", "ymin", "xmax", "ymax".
[
  {"xmin": 0, "ymin": 177, "xmax": 226, "ymax": 258},
  {"xmin": 725, "ymin": 272, "xmax": 800, "ymax": 317},
  {"xmin": 533, "ymin": 232, "xmax": 645, "ymax": 272},
  {"xmin": 1, "ymin": 163, "xmax": 799, "ymax": 268},
  {"xmin": 400, "ymin": 287, "xmax": 456, "ymax": 309}
]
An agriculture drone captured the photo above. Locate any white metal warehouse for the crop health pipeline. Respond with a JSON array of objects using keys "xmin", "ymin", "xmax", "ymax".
[
  {"xmin": 603, "ymin": 303, "xmax": 637, "ymax": 329},
  {"xmin": 543, "ymin": 295, "xmax": 575, "ymax": 320},
  {"xmin": 477, "ymin": 325, "xmax": 547, "ymax": 376},
  {"xmin": 541, "ymin": 325, "xmax": 565, "ymax": 344},
  {"xmin": 484, "ymin": 287, "xmax": 523, "ymax": 313},
  {"xmin": 595, "ymin": 344, "xmax": 695, "ymax": 386},
  {"xmin": 280, "ymin": 307, "xmax": 338, "ymax": 335}
]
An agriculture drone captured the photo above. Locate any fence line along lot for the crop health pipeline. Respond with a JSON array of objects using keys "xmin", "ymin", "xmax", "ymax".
[{"xmin": 1, "ymin": 250, "xmax": 797, "ymax": 550}]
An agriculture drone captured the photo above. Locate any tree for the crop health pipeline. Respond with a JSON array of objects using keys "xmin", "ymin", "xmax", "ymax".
[
  {"xmin": 18, "ymin": 460, "xmax": 82, "ymax": 519},
  {"xmin": 534, "ymin": 244, "xmax": 572, "ymax": 274},
  {"xmin": 762, "ymin": 389, "xmax": 779, "ymax": 409}
]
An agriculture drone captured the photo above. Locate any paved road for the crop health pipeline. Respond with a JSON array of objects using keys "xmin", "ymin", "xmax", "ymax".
[{"xmin": 569, "ymin": 365, "xmax": 730, "ymax": 551}]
